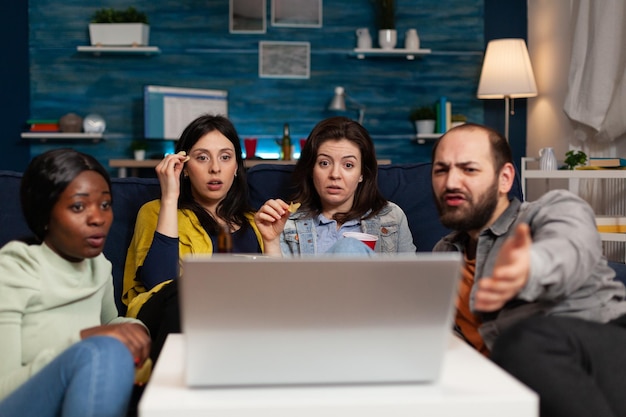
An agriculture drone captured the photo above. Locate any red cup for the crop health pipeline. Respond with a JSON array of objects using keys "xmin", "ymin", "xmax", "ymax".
[
  {"xmin": 342, "ymin": 232, "xmax": 378, "ymax": 250},
  {"xmin": 300, "ymin": 138, "xmax": 307, "ymax": 152},
  {"xmin": 244, "ymin": 138, "xmax": 257, "ymax": 159}
]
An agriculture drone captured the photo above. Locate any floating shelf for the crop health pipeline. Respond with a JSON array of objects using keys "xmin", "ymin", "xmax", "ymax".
[
  {"xmin": 415, "ymin": 133, "xmax": 441, "ymax": 144},
  {"xmin": 76, "ymin": 46, "xmax": 161, "ymax": 55},
  {"xmin": 352, "ymin": 48, "xmax": 432, "ymax": 60},
  {"xmin": 21, "ymin": 132, "xmax": 104, "ymax": 143}
]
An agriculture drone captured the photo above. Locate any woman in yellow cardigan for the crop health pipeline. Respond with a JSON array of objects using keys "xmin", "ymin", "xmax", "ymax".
[{"xmin": 123, "ymin": 115, "xmax": 263, "ymax": 362}]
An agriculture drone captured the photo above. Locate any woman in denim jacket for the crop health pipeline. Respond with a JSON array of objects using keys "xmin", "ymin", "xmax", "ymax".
[{"xmin": 255, "ymin": 117, "xmax": 416, "ymax": 255}]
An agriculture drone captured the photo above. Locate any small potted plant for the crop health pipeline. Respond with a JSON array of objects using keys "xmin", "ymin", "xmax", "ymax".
[
  {"xmin": 89, "ymin": 7, "xmax": 150, "ymax": 47},
  {"xmin": 373, "ymin": 0, "xmax": 396, "ymax": 49},
  {"xmin": 451, "ymin": 114, "xmax": 467, "ymax": 128},
  {"xmin": 131, "ymin": 139, "xmax": 149, "ymax": 161},
  {"xmin": 563, "ymin": 150, "xmax": 587, "ymax": 170},
  {"xmin": 409, "ymin": 105, "xmax": 437, "ymax": 135}
]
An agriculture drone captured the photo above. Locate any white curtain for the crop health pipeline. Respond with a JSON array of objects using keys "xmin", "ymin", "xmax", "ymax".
[{"xmin": 563, "ymin": 0, "xmax": 626, "ymax": 143}]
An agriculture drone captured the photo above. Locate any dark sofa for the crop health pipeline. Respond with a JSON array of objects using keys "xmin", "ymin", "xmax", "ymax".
[{"xmin": 1, "ymin": 163, "xmax": 624, "ymax": 315}]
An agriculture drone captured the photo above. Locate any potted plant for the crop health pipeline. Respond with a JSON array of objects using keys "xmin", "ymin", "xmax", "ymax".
[
  {"xmin": 373, "ymin": 0, "xmax": 396, "ymax": 49},
  {"xmin": 563, "ymin": 150, "xmax": 587, "ymax": 170},
  {"xmin": 409, "ymin": 105, "xmax": 436, "ymax": 135},
  {"xmin": 451, "ymin": 114, "xmax": 467, "ymax": 128},
  {"xmin": 131, "ymin": 139, "xmax": 149, "ymax": 161},
  {"xmin": 89, "ymin": 7, "xmax": 150, "ymax": 47}
]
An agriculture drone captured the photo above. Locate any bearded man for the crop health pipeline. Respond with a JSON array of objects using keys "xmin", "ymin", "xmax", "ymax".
[{"xmin": 431, "ymin": 123, "xmax": 626, "ymax": 417}]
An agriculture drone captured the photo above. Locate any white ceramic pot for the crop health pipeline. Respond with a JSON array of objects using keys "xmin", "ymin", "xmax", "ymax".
[
  {"xmin": 134, "ymin": 149, "xmax": 146, "ymax": 161},
  {"xmin": 415, "ymin": 120, "xmax": 436, "ymax": 135},
  {"xmin": 378, "ymin": 29, "xmax": 397, "ymax": 50},
  {"xmin": 89, "ymin": 23, "xmax": 150, "ymax": 46},
  {"xmin": 356, "ymin": 28, "xmax": 372, "ymax": 49},
  {"xmin": 404, "ymin": 29, "xmax": 420, "ymax": 50}
]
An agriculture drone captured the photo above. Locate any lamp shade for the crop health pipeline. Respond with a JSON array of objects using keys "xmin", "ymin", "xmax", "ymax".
[
  {"xmin": 328, "ymin": 86, "xmax": 347, "ymax": 111},
  {"xmin": 477, "ymin": 39, "xmax": 538, "ymax": 99}
]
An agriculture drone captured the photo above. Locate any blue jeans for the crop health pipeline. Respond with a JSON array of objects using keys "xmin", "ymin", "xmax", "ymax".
[{"xmin": 0, "ymin": 336, "xmax": 135, "ymax": 417}]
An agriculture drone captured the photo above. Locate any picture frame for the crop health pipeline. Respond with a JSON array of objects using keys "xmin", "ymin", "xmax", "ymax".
[
  {"xmin": 271, "ymin": 0, "xmax": 322, "ymax": 28},
  {"xmin": 259, "ymin": 41, "xmax": 310, "ymax": 79},
  {"xmin": 230, "ymin": 0, "xmax": 267, "ymax": 34}
]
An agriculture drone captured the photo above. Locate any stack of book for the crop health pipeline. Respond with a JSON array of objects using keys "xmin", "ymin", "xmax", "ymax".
[
  {"xmin": 596, "ymin": 216, "xmax": 626, "ymax": 233},
  {"xmin": 576, "ymin": 157, "xmax": 626, "ymax": 170},
  {"xmin": 27, "ymin": 119, "xmax": 59, "ymax": 132}
]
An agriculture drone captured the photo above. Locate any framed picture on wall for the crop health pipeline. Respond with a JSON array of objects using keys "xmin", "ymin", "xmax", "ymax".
[
  {"xmin": 271, "ymin": 0, "xmax": 322, "ymax": 28},
  {"xmin": 259, "ymin": 41, "xmax": 310, "ymax": 79},
  {"xmin": 230, "ymin": 0, "xmax": 267, "ymax": 34}
]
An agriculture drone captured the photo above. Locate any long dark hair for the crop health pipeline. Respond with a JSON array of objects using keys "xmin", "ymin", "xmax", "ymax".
[
  {"xmin": 174, "ymin": 114, "xmax": 251, "ymax": 235},
  {"xmin": 292, "ymin": 116, "xmax": 387, "ymax": 223},
  {"xmin": 20, "ymin": 148, "xmax": 111, "ymax": 242}
]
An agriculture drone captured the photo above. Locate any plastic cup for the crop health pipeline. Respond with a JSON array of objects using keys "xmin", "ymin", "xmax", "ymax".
[
  {"xmin": 244, "ymin": 138, "xmax": 257, "ymax": 159},
  {"xmin": 300, "ymin": 138, "xmax": 307, "ymax": 152},
  {"xmin": 342, "ymin": 232, "xmax": 378, "ymax": 250}
]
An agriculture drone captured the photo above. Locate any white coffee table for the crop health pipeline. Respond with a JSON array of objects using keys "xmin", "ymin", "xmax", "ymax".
[{"xmin": 139, "ymin": 333, "xmax": 538, "ymax": 417}]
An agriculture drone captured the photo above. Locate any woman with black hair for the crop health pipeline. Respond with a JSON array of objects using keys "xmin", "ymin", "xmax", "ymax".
[
  {"xmin": 0, "ymin": 149, "xmax": 150, "ymax": 417},
  {"xmin": 123, "ymin": 114, "xmax": 264, "ymax": 362}
]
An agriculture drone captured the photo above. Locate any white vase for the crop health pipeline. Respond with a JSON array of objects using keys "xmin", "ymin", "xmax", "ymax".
[
  {"xmin": 134, "ymin": 149, "xmax": 146, "ymax": 161},
  {"xmin": 415, "ymin": 120, "xmax": 436, "ymax": 134},
  {"xmin": 378, "ymin": 29, "xmax": 397, "ymax": 50},
  {"xmin": 404, "ymin": 29, "xmax": 420, "ymax": 50},
  {"xmin": 539, "ymin": 147, "xmax": 557, "ymax": 171}
]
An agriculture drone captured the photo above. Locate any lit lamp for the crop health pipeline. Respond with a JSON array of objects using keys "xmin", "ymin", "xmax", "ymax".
[
  {"xmin": 477, "ymin": 38, "xmax": 538, "ymax": 140},
  {"xmin": 328, "ymin": 86, "xmax": 366, "ymax": 125}
]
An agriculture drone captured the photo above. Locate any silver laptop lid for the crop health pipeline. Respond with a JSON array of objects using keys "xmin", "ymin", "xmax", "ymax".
[{"xmin": 180, "ymin": 253, "xmax": 461, "ymax": 387}]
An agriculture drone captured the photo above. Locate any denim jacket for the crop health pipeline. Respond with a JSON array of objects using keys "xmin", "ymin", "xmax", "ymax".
[
  {"xmin": 434, "ymin": 190, "xmax": 626, "ymax": 349},
  {"xmin": 280, "ymin": 202, "xmax": 416, "ymax": 255}
]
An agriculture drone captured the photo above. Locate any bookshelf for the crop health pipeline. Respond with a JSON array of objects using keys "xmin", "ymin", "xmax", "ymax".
[{"xmin": 521, "ymin": 157, "xmax": 626, "ymax": 261}]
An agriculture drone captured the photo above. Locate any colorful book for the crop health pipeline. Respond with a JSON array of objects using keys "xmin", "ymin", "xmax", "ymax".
[
  {"xmin": 436, "ymin": 96, "xmax": 450, "ymax": 134},
  {"xmin": 30, "ymin": 123, "xmax": 60, "ymax": 132},
  {"xmin": 27, "ymin": 119, "xmax": 60, "ymax": 132}
]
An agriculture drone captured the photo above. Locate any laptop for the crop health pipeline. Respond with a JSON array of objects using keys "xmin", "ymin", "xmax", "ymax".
[{"xmin": 179, "ymin": 253, "xmax": 461, "ymax": 387}]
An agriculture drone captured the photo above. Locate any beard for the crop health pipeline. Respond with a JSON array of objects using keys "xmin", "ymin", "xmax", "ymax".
[{"xmin": 435, "ymin": 181, "xmax": 499, "ymax": 232}]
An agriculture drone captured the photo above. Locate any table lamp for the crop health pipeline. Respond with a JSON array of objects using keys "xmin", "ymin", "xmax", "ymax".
[
  {"xmin": 328, "ymin": 86, "xmax": 366, "ymax": 125},
  {"xmin": 477, "ymin": 38, "xmax": 537, "ymax": 140}
]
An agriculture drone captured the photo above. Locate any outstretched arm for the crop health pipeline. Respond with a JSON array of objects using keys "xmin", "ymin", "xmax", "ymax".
[{"xmin": 474, "ymin": 223, "xmax": 531, "ymax": 312}]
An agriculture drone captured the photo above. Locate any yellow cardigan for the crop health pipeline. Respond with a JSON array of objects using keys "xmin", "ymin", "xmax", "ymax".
[{"xmin": 122, "ymin": 199, "xmax": 263, "ymax": 318}]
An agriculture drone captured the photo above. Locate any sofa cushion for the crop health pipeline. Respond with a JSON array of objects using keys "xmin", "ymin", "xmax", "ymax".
[
  {"xmin": 0, "ymin": 171, "xmax": 31, "ymax": 246},
  {"xmin": 106, "ymin": 177, "xmax": 161, "ymax": 314}
]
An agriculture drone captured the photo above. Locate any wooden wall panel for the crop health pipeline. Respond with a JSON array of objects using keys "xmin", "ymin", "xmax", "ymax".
[{"xmin": 28, "ymin": 0, "xmax": 485, "ymax": 171}]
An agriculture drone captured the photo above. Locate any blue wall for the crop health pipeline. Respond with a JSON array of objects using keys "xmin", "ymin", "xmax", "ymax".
[
  {"xmin": 1, "ymin": 1, "xmax": 527, "ymax": 175},
  {"xmin": 24, "ymin": 0, "xmax": 484, "ymax": 173}
]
